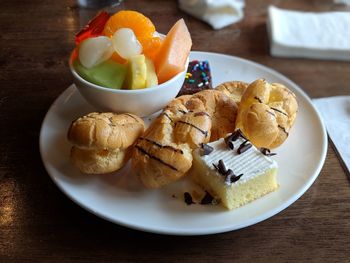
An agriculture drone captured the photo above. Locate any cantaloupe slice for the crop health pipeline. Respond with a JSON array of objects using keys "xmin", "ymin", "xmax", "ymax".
[{"xmin": 155, "ymin": 19, "xmax": 192, "ymax": 84}]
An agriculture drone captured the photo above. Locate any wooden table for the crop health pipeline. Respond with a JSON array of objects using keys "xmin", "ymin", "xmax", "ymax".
[{"xmin": 1, "ymin": 0, "xmax": 349, "ymax": 262}]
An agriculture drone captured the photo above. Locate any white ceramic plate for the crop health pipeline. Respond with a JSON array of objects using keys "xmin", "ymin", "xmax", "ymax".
[{"xmin": 39, "ymin": 51, "xmax": 327, "ymax": 235}]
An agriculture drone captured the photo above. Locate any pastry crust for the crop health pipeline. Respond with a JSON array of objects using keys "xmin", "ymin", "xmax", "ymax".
[
  {"xmin": 70, "ymin": 146, "xmax": 131, "ymax": 174},
  {"xmin": 68, "ymin": 112, "xmax": 144, "ymax": 150},
  {"xmin": 132, "ymin": 89, "xmax": 238, "ymax": 188},
  {"xmin": 235, "ymin": 79, "xmax": 298, "ymax": 149},
  {"xmin": 68, "ymin": 112, "xmax": 145, "ymax": 174},
  {"xmin": 215, "ymin": 81, "xmax": 248, "ymax": 104}
]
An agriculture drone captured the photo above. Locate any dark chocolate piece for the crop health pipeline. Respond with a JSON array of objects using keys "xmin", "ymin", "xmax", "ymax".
[
  {"xmin": 200, "ymin": 143, "xmax": 214, "ymax": 156},
  {"xmin": 228, "ymin": 141, "xmax": 234, "ymax": 150},
  {"xmin": 184, "ymin": 192, "xmax": 194, "ymax": 205},
  {"xmin": 200, "ymin": 191, "xmax": 215, "ymax": 205},
  {"xmin": 225, "ymin": 170, "xmax": 243, "ymax": 184},
  {"xmin": 229, "ymin": 129, "xmax": 247, "ymax": 142},
  {"xmin": 260, "ymin": 147, "xmax": 277, "ymax": 156},
  {"xmin": 177, "ymin": 60, "xmax": 212, "ymax": 97},
  {"xmin": 218, "ymin": 160, "xmax": 227, "ymax": 175},
  {"xmin": 237, "ymin": 140, "xmax": 252, "ymax": 154}
]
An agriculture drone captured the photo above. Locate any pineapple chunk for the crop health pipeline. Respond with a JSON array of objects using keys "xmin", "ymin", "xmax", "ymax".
[
  {"xmin": 125, "ymin": 55, "xmax": 147, "ymax": 89},
  {"xmin": 145, "ymin": 57, "xmax": 158, "ymax": 88}
]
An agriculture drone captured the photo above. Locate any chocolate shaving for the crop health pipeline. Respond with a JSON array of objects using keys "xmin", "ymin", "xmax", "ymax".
[
  {"xmin": 237, "ymin": 140, "xmax": 252, "ymax": 154},
  {"xmin": 232, "ymin": 129, "xmax": 247, "ymax": 141},
  {"xmin": 200, "ymin": 191, "xmax": 215, "ymax": 205},
  {"xmin": 225, "ymin": 171, "xmax": 243, "ymax": 184},
  {"xmin": 218, "ymin": 160, "xmax": 227, "ymax": 175},
  {"xmin": 200, "ymin": 143, "xmax": 214, "ymax": 156},
  {"xmin": 224, "ymin": 133, "xmax": 235, "ymax": 144},
  {"xmin": 260, "ymin": 147, "xmax": 277, "ymax": 156},
  {"xmin": 228, "ymin": 141, "xmax": 234, "ymax": 150},
  {"xmin": 184, "ymin": 192, "xmax": 194, "ymax": 205}
]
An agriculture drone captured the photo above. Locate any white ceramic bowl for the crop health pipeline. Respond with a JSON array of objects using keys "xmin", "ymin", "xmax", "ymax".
[{"xmin": 69, "ymin": 55, "xmax": 189, "ymax": 117}]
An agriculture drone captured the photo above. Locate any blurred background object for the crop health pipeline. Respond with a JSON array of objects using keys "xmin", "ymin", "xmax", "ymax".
[
  {"xmin": 178, "ymin": 0, "xmax": 245, "ymax": 30},
  {"xmin": 78, "ymin": 0, "xmax": 123, "ymax": 9}
]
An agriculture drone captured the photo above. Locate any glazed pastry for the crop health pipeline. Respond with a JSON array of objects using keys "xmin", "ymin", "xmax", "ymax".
[
  {"xmin": 215, "ymin": 81, "xmax": 248, "ymax": 105},
  {"xmin": 235, "ymin": 79, "xmax": 298, "ymax": 149},
  {"xmin": 132, "ymin": 89, "xmax": 238, "ymax": 188},
  {"xmin": 68, "ymin": 112, "xmax": 144, "ymax": 174}
]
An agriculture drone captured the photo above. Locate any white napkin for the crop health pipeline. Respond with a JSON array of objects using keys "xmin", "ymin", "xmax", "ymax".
[
  {"xmin": 334, "ymin": 0, "xmax": 350, "ymax": 5},
  {"xmin": 179, "ymin": 0, "xmax": 245, "ymax": 30},
  {"xmin": 267, "ymin": 6, "xmax": 350, "ymax": 61},
  {"xmin": 313, "ymin": 96, "xmax": 350, "ymax": 174}
]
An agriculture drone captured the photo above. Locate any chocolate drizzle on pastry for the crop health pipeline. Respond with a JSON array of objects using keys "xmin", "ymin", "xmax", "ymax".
[
  {"xmin": 135, "ymin": 146, "xmax": 179, "ymax": 171},
  {"xmin": 265, "ymin": 110, "xmax": 276, "ymax": 117},
  {"xmin": 163, "ymin": 112, "xmax": 173, "ymax": 122},
  {"xmin": 278, "ymin": 125, "xmax": 289, "ymax": 136},
  {"xmin": 139, "ymin": 138, "xmax": 183, "ymax": 154},
  {"xmin": 271, "ymin": 107, "xmax": 288, "ymax": 117},
  {"xmin": 254, "ymin": 96, "xmax": 263, "ymax": 103},
  {"xmin": 123, "ymin": 113, "xmax": 142, "ymax": 123},
  {"xmin": 177, "ymin": 121, "xmax": 208, "ymax": 136}
]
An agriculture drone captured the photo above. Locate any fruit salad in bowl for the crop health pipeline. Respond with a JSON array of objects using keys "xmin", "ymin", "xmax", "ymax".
[{"xmin": 69, "ymin": 10, "xmax": 192, "ymax": 116}]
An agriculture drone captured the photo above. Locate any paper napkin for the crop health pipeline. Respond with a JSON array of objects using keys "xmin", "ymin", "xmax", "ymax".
[
  {"xmin": 267, "ymin": 6, "xmax": 350, "ymax": 61},
  {"xmin": 179, "ymin": 0, "xmax": 245, "ymax": 30},
  {"xmin": 313, "ymin": 96, "xmax": 350, "ymax": 174}
]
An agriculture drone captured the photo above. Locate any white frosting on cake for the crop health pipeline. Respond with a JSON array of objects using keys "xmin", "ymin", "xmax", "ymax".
[{"xmin": 201, "ymin": 137, "xmax": 277, "ymax": 185}]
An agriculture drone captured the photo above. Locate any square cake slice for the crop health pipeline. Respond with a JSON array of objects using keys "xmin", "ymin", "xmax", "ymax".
[{"xmin": 192, "ymin": 137, "xmax": 278, "ymax": 210}]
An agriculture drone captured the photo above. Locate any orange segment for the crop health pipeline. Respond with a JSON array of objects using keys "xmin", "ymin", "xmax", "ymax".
[
  {"xmin": 103, "ymin": 10, "xmax": 155, "ymax": 49},
  {"xmin": 142, "ymin": 36, "xmax": 163, "ymax": 61}
]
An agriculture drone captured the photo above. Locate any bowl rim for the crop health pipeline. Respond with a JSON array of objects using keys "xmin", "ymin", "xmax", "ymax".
[{"xmin": 69, "ymin": 52, "xmax": 189, "ymax": 94}]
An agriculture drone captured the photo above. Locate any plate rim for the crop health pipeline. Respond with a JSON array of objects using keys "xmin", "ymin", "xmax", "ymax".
[{"xmin": 39, "ymin": 51, "xmax": 328, "ymax": 235}]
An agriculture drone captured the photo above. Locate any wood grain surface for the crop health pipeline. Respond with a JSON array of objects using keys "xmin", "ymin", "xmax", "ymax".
[{"xmin": 0, "ymin": 0, "xmax": 349, "ymax": 262}]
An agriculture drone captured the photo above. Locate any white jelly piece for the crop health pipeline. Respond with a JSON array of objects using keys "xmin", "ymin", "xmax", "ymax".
[
  {"xmin": 112, "ymin": 28, "xmax": 142, "ymax": 60},
  {"xmin": 78, "ymin": 36, "xmax": 114, "ymax": 69}
]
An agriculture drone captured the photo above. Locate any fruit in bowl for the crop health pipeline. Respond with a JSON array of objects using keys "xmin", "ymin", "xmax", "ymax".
[{"xmin": 69, "ymin": 10, "xmax": 192, "ymax": 116}]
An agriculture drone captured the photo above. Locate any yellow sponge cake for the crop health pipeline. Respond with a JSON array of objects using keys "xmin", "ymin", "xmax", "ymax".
[{"xmin": 192, "ymin": 131, "xmax": 278, "ymax": 210}]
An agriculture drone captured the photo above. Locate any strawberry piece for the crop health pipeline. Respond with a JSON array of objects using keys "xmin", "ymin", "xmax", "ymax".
[{"xmin": 75, "ymin": 11, "xmax": 110, "ymax": 45}]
